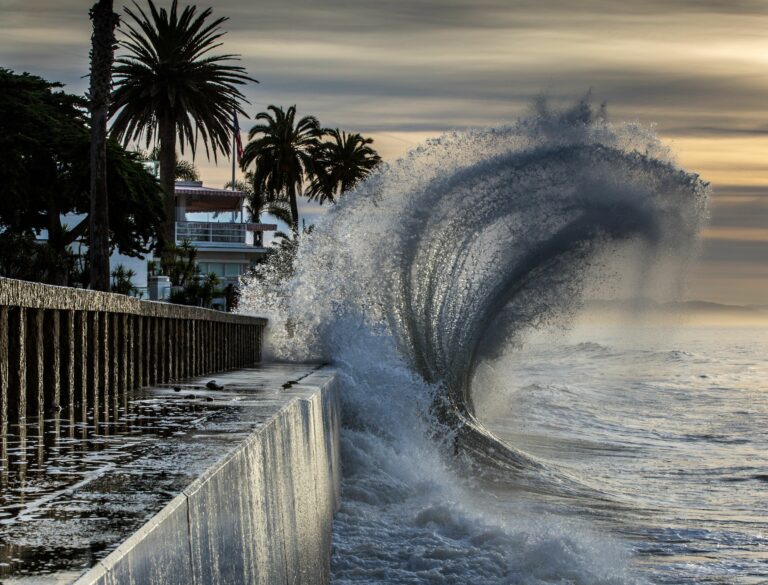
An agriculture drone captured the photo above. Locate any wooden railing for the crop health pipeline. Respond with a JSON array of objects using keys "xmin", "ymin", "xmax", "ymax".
[{"xmin": 0, "ymin": 278, "xmax": 265, "ymax": 436}]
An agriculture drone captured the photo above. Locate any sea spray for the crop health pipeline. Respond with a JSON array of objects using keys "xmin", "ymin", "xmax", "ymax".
[{"xmin": 239, "ymin": 99, "xmax": 708, "ymax": 583}]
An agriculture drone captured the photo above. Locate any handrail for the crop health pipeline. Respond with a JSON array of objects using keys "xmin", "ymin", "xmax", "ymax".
[
  {"xmin": 0, "ymin": 277, "xmax": 262, "ymax": 322},
  {"xmin": 0, "ymin": 277, "xmax": 265, "ymax": 439},
  {"xmin": 176, "ymin": 221, "xmax": 247, "ymax": 244}
]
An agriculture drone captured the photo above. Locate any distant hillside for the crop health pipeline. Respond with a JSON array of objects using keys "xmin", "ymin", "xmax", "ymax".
[
  {"xmin": 668, "ymin": 300, "xmax": 765, "ymax": 315},
  {"xmin": 583, "ymin": 299, "xmax": 768, "ymax": 323}
]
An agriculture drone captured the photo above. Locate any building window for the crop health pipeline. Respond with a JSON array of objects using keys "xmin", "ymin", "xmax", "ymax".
[
  {"xmin": 224, "ymin": 263, "xmax": 243, "ymax": 277},
  {"xmin": 197, "ymin": 262, "xmax": 248, "ymax": 278}
]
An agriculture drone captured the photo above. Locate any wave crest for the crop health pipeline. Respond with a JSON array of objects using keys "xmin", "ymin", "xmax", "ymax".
[{"xmin": 240, "ymin": 100, "xmax": 707, "ymax": 430}]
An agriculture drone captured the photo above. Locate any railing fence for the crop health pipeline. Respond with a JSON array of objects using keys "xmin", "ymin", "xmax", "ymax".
[{"xmin": 0, "ymin": 278, "xmax": 265, "ymax": 446}]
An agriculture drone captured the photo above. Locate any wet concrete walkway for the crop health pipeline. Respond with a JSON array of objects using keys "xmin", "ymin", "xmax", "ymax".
[{"xmin": 0, "ymin": 362, "xmax": 327, "ymax": 584}]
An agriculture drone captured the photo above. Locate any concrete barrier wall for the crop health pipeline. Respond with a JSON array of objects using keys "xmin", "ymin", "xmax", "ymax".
[
  {"xmin": 73, "ymin": 369, "xmax": 341, "ymax": 585},
  {"xmin": 0, "ymin": 277, "xmax": 266, "ymax": 440}
]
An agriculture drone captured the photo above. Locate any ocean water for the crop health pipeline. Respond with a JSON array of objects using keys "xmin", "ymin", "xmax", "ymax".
[
  {"xmin": 475, "ymin": 323, "xmax": 768, "ymax": 584},
  {"xmin": 236, "ymin": 101, "xmax": 767, "ymax": 583}
]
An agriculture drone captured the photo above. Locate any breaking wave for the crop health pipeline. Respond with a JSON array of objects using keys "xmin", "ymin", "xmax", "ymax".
[{"xmin": 239, "ymin": 99, "xmax": 708, "ymax": 584}]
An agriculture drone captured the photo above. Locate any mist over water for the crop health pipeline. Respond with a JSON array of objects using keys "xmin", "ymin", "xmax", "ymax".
[{"xmin": 240, "ymin": 101, "xmax": 714, "ymax": 583}]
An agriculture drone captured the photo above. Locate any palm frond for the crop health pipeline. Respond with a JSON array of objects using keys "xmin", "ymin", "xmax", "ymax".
[
  {"xmin": 305, "ymin": 128, "xmax": 381, "ymax": 204},
  {"xmin": 110, "ymin": 0, "xmax": 257, "ymax": 161}
]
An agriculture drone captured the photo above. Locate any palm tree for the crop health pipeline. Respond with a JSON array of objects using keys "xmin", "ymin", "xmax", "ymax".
[
  {"xmin": 110, "ymin": 0, "xmax": 255, "ymax": 262},
  {"xmin": 240, "ymin": 105, "xmax": 320, "ymax": 233},
  {"xmin": 88, "ymin": 0, "xmax": 119, "ymax": 291},
  {"xmin": 173, "ymin": 159, "xmax": 199, "ymax": 182},
  {"xmin": 306, "ymin": 129, "xmax": 381, "ymax": 204},
  {"xmin": 226, "ymin": 172, "xmax": 292, "ymax": 225}
]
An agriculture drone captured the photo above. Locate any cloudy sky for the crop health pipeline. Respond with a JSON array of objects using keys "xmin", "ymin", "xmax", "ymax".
[{"xmin": 1, "ymin": 0, "xmax": 767, "ymax": 304}]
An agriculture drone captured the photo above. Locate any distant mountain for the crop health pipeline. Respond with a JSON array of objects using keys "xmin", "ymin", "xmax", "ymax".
[
  {"xmin": 671, "ymin": 300, "xmax": 765, "ymax": 315},
  {"xmin": 585, "ymin": 299, "xmax": 768, "ymax": 318}
]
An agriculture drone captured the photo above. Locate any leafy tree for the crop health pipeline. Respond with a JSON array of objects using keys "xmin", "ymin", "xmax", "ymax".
[
  {"xmin": 161, "ymin": 240, "xmax": 198, "ymax": 287},
  {"xmin": 169, "ymin": 272, "xmax": 221, "ymax": 307},
  {"xmin": 306, "ymin": 129, "xmax": 381, "ymax": 204},
  {"xmin": 0, "ymin": 68, "xmax": 164, "ymax": 285},
  {"xmin": 111, "ymin": 264, "xmax": 139, "ymax": 296},
  {"xmin": 240, "ymin": 105, "xmax": 321, "ymax": 233},
  {"xmin": 88, "ymin": 0, "xmax": 120, "ymax": 291},
  {"xmin": 162, "ymin": 241, "xmax": 222, "ymax": 307},
  {"xmin": 110, "ymin": 0, "xmax": 256, "ymax": 263}
]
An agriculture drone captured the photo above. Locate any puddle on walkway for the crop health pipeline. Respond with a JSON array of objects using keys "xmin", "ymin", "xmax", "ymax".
[{"xmin": 0, "ymin": 363, "xmax": 321, "ymax": 583}]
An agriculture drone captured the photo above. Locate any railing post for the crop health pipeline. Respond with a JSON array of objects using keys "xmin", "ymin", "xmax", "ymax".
[
  {"xmin": 60, "ymin": 310, "xmax": 75, "ymax": 420},
  {"xmin": 146, "ymin": 316, "xmax": 155, "ymax": 386},
  {"xmin": 249, "ymin": 324, "xmax": 254, "ymax": 365},
  {"xmin": 251, "ymin": 324, "xmax": 256, "ymax": 365},
  {"xmin": 199, "ymin": 319, "xmax": 204, "ymax": 375},
  {"xmin": 184, "ymin": 320, "xmax": 191, "ymax": 378},
  {"xmin": 27, "ymin": 309, "xmax": 44, "ymax": 426},
  {"xmin": 223, "ymin": 322, "xmax": 227, "ymax": 370},
  {"xmin": 204, "ymin": 320, "xmax": 210, "ymax": 374},
  {"xmin": 218, "ymin": 322, "xmax": 223, "ymax": 371},
  {"xmin": 7, "ymin": 308, "xmax": 25, "ymax": 424},
  {"xmin": 43, "ymin": 310, "xmax": 61, "ymax": 415},
  {"xmin": 236, "ymin": 323, "xmax": 241, "ymax": 368},
  {"xmin": 156, "ymin": 318, "xmax": 163, "ymax": 383},
  {"xmin": 135, "ymin": 315, "xmax": 144, "ymax": 388},
  {"xmin": 124, "ymin": 314, "xmax": 133, "ymax": 395},
  {"xmin": 110, "ymin": 313, "xmax": 119, "ymax": 413},
  {"xmin": 203, "ymin": 320, "xmax": 209, "ymax": 374},
  {"xmin": 244, "ymin": 324, "xmax": 249, "ymax": 366},
  {"xmin": 224, "ymin": 322, "xmax": 230, "ymax": 370},
  {"xmin": 176, "ymin": 319, "xmax": 182, "ymax": 379},
  {"xmin": 100, "ymin": 312, "xmax": 111, "ymax": 416},
  {"xmin": 167, "ymin": 318, "xmax": 175, "ymax": 382},
  {"xmin": 190, "ymin": 320, "xmax": 197, "ymax": 376},
  {"xmin": 176, "ymin": 318, "xmax": 183, "ymax": 380},
  {"xmin": 167, "ymin": 318, "xmax": 174, "ymax": 382},
  {"xmin": 210, "ymin": 320, "xmax": 215, "ymax": 372},
  {"xmin": 162, "ymin": 318, "xmax": 170, "ymax": 383},
  {"xmin": 0, "ymin": 307, "xmax": 8, "ymax": 441},
  {"xmin": 73, "ymin": 311, "xmax": 88, "ymax": 417},
  {"xmin": 210, "ymin": 320, "xmax": 215, "ymax": 373},
  {"xmin": 151, "ymin": 316, "xmax": 158, "ymax": 384},
  {"xmin": 246, "ymin": 324, "xmax": 251, "ymax": 365},
  {"xmin": 244, "ymin": 324, "xmax": 249, "ymax": 365}
]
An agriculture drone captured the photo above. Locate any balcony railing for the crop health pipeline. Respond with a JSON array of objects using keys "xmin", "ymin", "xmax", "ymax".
[{"xmin": 176, "ymin": 221, "xmax": 247, "ymax": 245}]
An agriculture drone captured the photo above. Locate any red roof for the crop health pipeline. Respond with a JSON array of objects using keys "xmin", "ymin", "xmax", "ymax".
[{"xmin": 175, "ymin": 181, "xmax": 246, "ymax": 212}]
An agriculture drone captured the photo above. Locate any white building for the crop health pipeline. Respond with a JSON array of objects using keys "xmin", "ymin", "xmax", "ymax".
[{"xmin": 145, "ymin": 180, "xmax": 276, "ymax": 301}]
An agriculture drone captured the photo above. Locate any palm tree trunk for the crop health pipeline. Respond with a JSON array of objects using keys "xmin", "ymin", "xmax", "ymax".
[
  {"xmin": 88, "ymin": 0, "xmax": 118, "ymax": 292},
  {"xmin": 288, "ymin": 186, "xmax": 300, "ymax": 234},
  {"xmin": 46, "ymin": 197, "xmax": 69, "ymax": 286},
  {"xmin": 158, "ymin": 116, "xmax": 177, "ymax": 267}
]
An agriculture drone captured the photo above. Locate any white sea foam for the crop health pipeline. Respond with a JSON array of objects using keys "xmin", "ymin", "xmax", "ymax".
[{"xmin": 239, "ymin": 99, "xmax": 708, "ymax": 583}]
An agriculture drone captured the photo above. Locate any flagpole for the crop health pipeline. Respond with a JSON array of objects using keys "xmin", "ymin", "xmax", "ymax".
[
  {"xmin": 233, "ymin": 107, "xmax": 240, "ymax": 223},
  {"xmin": 232, "ymin": 106, "xmax": 237, "ymax": 191}
]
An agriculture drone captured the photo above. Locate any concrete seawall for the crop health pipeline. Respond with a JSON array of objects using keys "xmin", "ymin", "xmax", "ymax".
[{"xmin": 71, "ymin": 368, "xmax": 340, "ymax": 585}]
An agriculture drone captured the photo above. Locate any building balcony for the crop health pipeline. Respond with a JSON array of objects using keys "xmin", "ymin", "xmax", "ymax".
[
  {"xmin": 175, "ymin": 221, "xmax": 277, "ymax": 250},
  {"xmin": 176, "ymin": 221, "xmax": 247, "ymax": 246}
]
